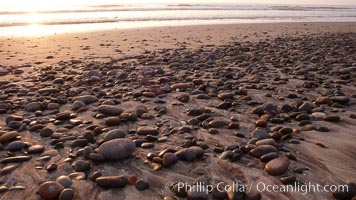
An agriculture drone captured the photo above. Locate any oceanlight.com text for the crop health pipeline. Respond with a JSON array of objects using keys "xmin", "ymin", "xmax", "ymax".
[{"xmin": 166, "ymin": 181, "xmax": 349, "ymax": 195}]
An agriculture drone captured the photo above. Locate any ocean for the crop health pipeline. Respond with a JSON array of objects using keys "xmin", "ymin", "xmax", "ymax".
[{"xmin": 0, "ymin": 2, "xmax": 356, "ymax": 36}]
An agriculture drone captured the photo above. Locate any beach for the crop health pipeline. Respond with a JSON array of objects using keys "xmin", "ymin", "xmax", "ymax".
[{"xmin": 0, "ymin": 22, "xmax": 355, "ymax": 200}]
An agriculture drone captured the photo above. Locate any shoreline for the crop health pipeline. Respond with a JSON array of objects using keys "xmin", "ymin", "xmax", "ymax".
[
  {"xmin": 2, "ymin": 21, "xmax": 356, "ymax": 38},
  {"xmin": 1, "ymin": 20, "xmax": 356, "ymax": 37}
]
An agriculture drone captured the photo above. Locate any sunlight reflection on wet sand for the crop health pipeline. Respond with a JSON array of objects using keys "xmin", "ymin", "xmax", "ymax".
[{"xmin": 0, "ymin": 19, "xmax": 252, "ymax": 37}]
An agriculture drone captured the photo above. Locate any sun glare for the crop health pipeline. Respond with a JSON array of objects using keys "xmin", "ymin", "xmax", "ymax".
[
  {"xmin": 25, "ymin": 13, "xmax": 43, "ymax": 24},
  {"xmin": 3, "ymin": 0, "xmax": 72, "ymax": 12},
  {"xmin": 2, "ymin": 0, "xmax": 75, "ymax": 26}
]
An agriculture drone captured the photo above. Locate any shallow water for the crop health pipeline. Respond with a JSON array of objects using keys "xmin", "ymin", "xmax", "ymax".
[{"xmin": 0, "ymin": 2, "xmax": 356, "ymax": 36}]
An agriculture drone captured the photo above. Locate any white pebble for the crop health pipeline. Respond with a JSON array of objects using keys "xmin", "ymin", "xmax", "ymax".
[{"xmin": 312, "ymin": 112, "xmax": 326, "ymax": 120}]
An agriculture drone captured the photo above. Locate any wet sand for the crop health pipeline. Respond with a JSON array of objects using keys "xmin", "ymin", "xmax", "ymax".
[
  {"xmin": 0, "ymin": 22, "xmax": 355, "ymax": 200},
  {"xmin": 1, "ymin": 22, "xmax": 356, "ymax": 67}
]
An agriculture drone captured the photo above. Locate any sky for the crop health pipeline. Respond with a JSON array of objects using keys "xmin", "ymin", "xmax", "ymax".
[{"xmin": 0, "ymin": 0, "xmax": 355, "ymax": 6}]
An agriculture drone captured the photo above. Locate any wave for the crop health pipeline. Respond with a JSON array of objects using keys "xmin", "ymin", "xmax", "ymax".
[
  {"xmin": 1, "ymin": 15, "xmax": 355, "ymax": 27},
  {"xmin": 0, "ymin": 4, "xmax": 355, "ymax": 15},
  {"xmin": 0, "ymin": 19, "xmax": 120, "ymax": 27}
]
